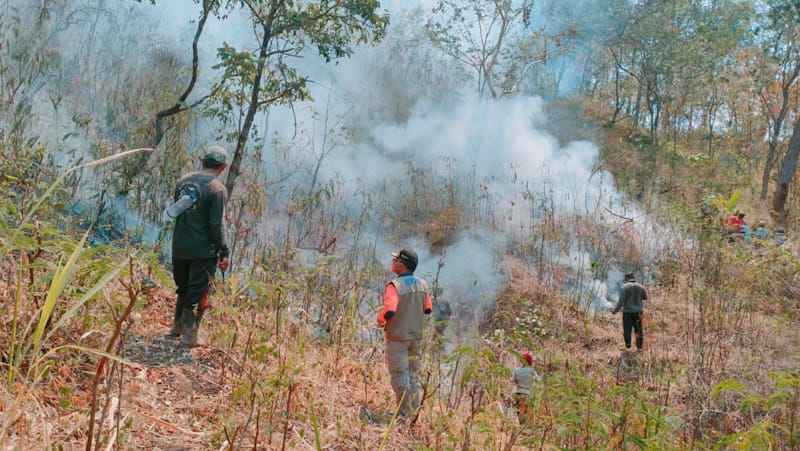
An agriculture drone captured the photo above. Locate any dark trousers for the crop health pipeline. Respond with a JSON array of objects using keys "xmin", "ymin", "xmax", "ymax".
[
  {"xmin": 622, "ymin": 312, "xmax": 643, "ymax": 349},
  {"xmin": 172, "ymin": 257, "xmax": 217, "ymax": 316}
]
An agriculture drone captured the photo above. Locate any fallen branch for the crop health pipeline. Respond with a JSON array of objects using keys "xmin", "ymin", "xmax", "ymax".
[
  {"xmin": 136, "ymin": 412, "xmax": 205, "ymax": 437},
  {"xmin": 603, "ymin": 207, "xmax": 634, "ymax": 222}
]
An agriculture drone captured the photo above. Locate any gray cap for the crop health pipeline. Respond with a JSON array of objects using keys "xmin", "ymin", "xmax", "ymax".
[{"xmin": 203, "ymin": 145, "xmax": 227, "ymax": 165}]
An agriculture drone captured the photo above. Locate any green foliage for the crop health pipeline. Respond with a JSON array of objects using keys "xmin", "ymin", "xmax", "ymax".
[
  {"xmin": 425, "ymin": 0, "xmax": 574, "ymax": 98},
  {"xmin": 0, "ymin": 143, "xmax": 156, "ymax": 448},
  {"xmin": 686, "ymin": 152, "xmax": 711, "ymax": 166},
  {"xmin": 713, "ymin": 372, "xmax": 800, "ymax": 449},
  {"xmin": 0, "ymin": 4, "xmax": 56, "ymax": 145},
  {"xmin": 196, "ymin": 0, "xmax": 388, "ymax": 195},
  {"xmin": 716, "ymin": 190, "xmax": 741, "ymax": 215},
  {"xmin": 1, "ymin": 0, "xmax": 798, "ymax": 448},
  {"xmin": 513, "ymin": 308, "xmax": 546, "ymax": 340},
  {"xmin": 0, "ymin": 142, "xmax": 53, "ymax": 211}
]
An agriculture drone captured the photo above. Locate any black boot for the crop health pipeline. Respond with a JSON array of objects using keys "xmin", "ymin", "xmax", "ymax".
[
  {"xmin": 167, "ymin": 302, "xmax": 183, "ymax": 337},
  {"xmin": 180, "ymin": 308, "xmax": 199, "ymax": 347}
]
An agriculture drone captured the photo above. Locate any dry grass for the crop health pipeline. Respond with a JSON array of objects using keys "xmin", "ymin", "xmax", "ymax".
[{"xmin": 2, "ymin": 232, "xmax": 799, "ymax": 449}]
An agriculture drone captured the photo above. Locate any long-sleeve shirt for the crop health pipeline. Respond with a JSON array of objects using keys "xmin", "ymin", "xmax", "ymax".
[
  {"xmin": 613, "ymin": 282, "xmax": 648, "ymax": 313},
  {"xmin": 171, "ymin": 171, "xmax": 229, "ymax": 260}
]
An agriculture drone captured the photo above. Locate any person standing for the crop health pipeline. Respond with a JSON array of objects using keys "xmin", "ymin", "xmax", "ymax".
[
  {"xmin": 168, "ymin": 146, "xmax": 230, "ymax": 347},
  {"xmin": 612, "ymin": 273, "xmax": 648, "ymax": 352},
  {"xmin": 377, "ymin": 248, "xmax": 432, "ymax": 419},
  {"xmin": 512, "ymin": 353, "xmax": 540, "ymax": 424}
]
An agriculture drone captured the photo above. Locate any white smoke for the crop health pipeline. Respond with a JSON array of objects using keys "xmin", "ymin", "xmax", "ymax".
[
  {"xmin": 194, "ymin": 3, "xmax": 652, "ymax": 316},
  {"xmin": 19, "ymin": 0, "xmax": 666, "ymax": 321}
]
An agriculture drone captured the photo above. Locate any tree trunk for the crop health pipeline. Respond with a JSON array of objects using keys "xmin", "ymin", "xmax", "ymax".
[
  {"xmin": 760, "ymin": 60, "xmax": 800, "ymax": 199},
  {"xmin": 225, "ymin": 6, "xmax": 274, "ymax": 197},
  {"xmin": 772, "ymin": 117, "xmax": 800, "ymax": 226},
  {"xmin": 761, "ymin": 140, "xmax": 782, "ymax": 201}
]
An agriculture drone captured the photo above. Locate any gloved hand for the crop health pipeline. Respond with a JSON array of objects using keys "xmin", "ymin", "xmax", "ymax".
[{"xmin": 218, "ymin": 256, "xmax": 230, "ymax": 272}]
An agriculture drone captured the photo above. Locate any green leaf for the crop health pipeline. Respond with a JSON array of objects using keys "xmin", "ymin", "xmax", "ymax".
[
  {"xmin": 42, "ymin": 265, "xmax": 122, "ymax": 346},
  {"xmin": 711, "ymin": 378, "xmax": 747, "ymax": 399},
  {"xmin": 30, "ymin": 229, "xmax": 90, "ymax": 358},
  {"xmin": 626, "ymin": 433, "xmax": 648, "ymax": 449}
]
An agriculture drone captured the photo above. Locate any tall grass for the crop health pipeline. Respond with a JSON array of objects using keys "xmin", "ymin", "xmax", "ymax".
[{"xmin": 0, "ymin": 149, "xmax": 152, "ymax": 448}]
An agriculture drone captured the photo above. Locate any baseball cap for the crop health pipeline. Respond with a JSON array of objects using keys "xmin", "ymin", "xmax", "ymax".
[
  {"xmin": 203, "ymin": 146, "xmax": 227, "ymax": 165},
  {"xmin": 522, "ymin": 353, "xmax": 533, "ymax": 365},
  {"xmin": 391, "ymin": 248, "xmax": 418, "ymax": 270}
]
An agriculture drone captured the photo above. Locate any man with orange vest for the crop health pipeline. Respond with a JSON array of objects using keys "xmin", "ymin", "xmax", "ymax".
[{"xmin": 377, "ymin": 248, "xmax": 432, "ymax": 419}]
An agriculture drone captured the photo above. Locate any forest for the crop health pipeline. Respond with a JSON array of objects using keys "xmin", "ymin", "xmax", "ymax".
[{"xmin": 2, "ymin": 0, "xmax": 800, "ymax": 449}]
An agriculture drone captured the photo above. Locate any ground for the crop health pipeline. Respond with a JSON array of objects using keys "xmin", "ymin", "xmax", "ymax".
[{"xmin": 5, "ymin": 247, "xmax": 798, "ymax": 449}]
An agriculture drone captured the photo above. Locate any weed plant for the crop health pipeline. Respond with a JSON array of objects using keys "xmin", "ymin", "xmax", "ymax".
[{"xmin": 2, "ymin": 4, "xmax": 800, "ymax": 446}]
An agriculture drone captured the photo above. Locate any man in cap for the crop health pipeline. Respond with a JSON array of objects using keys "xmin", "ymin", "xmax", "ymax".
[
  {"xmin": 377, "ymin": 247, "xmax": 432, "ymax": 419},
  {"xmin": 168, "ymin": 146, "xmax": 230, "ymax": 347},
  {"xmin": 512, "ymin": 353, "xmax": 541, "ymax": 424},
  {"xmin": 612, "ymin": 273, "xmax": 648, "ymax": 352}
]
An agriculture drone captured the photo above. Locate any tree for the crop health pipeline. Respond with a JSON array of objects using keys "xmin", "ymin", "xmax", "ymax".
[
  {"xmin": 588, "ymin": 0, "xmax": 750, "ymax": 143},
  {"xmin": 206, "ymin": 0, "xmax": 388, "ymax": 197},
  {"xmin": 683, "ymin": 1, "xmax": 752, "ymax": 154},
  {"xmin": 0, "ymin": 1, "xmax": 57, "ymax": 151},
  {"xmin": 425, "ymin": 0, "xmax": 574, "ymax": 99},
  {"xmin": 772, "ymin": 115, "xmax": 800, "ymax": 225},
  {"xmin": 149, "ymin": 0, "xmax": 218, "ymax": 148},
  {"xmin": 138, "ymin": 0, "xmax": 388, "ymax": 198},
  {"xmin": 752, "ymin": 0, "xmax": 800, "ymax": 200}
]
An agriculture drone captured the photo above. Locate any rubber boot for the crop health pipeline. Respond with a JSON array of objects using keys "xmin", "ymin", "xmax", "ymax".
[
  {"xmin": 180, "ymin": 308, "xmax": 199, "ymax": 347},
  {"xmin": 194, "ymin": 307, "xmax": 206, "ymax": 344},
  {"xmin": 167, "ymin": 302, "xmax": 183, "ymax": 337}
]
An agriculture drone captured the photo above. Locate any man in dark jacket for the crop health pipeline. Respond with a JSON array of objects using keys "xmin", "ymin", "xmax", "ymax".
[
  {"xmin": 377, "ymin": 248, "xmax": 432, "ymax": 418},
  {"xmin": 612, "ymin": 273, "xmax": 648, "ymax": 352},
  {"xmin": 168, "ymin": 146, "xmax": 230, "ymax": 347}
]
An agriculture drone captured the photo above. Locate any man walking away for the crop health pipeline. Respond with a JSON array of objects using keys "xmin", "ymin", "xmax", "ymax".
[
  {"xmin": 612, "ymin": 273, "xmax": 648, "ymax": 352},
  {"xmin": 512, "ymin": 353, "xmax": 541, "ymax": 424},
  {"xmin": 168, "ymin": 146, "xmax": 230, "ymax": 347},
  {"xmin": 377, "ymin": 248, "xmax": 432, "ymax": 419}
]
